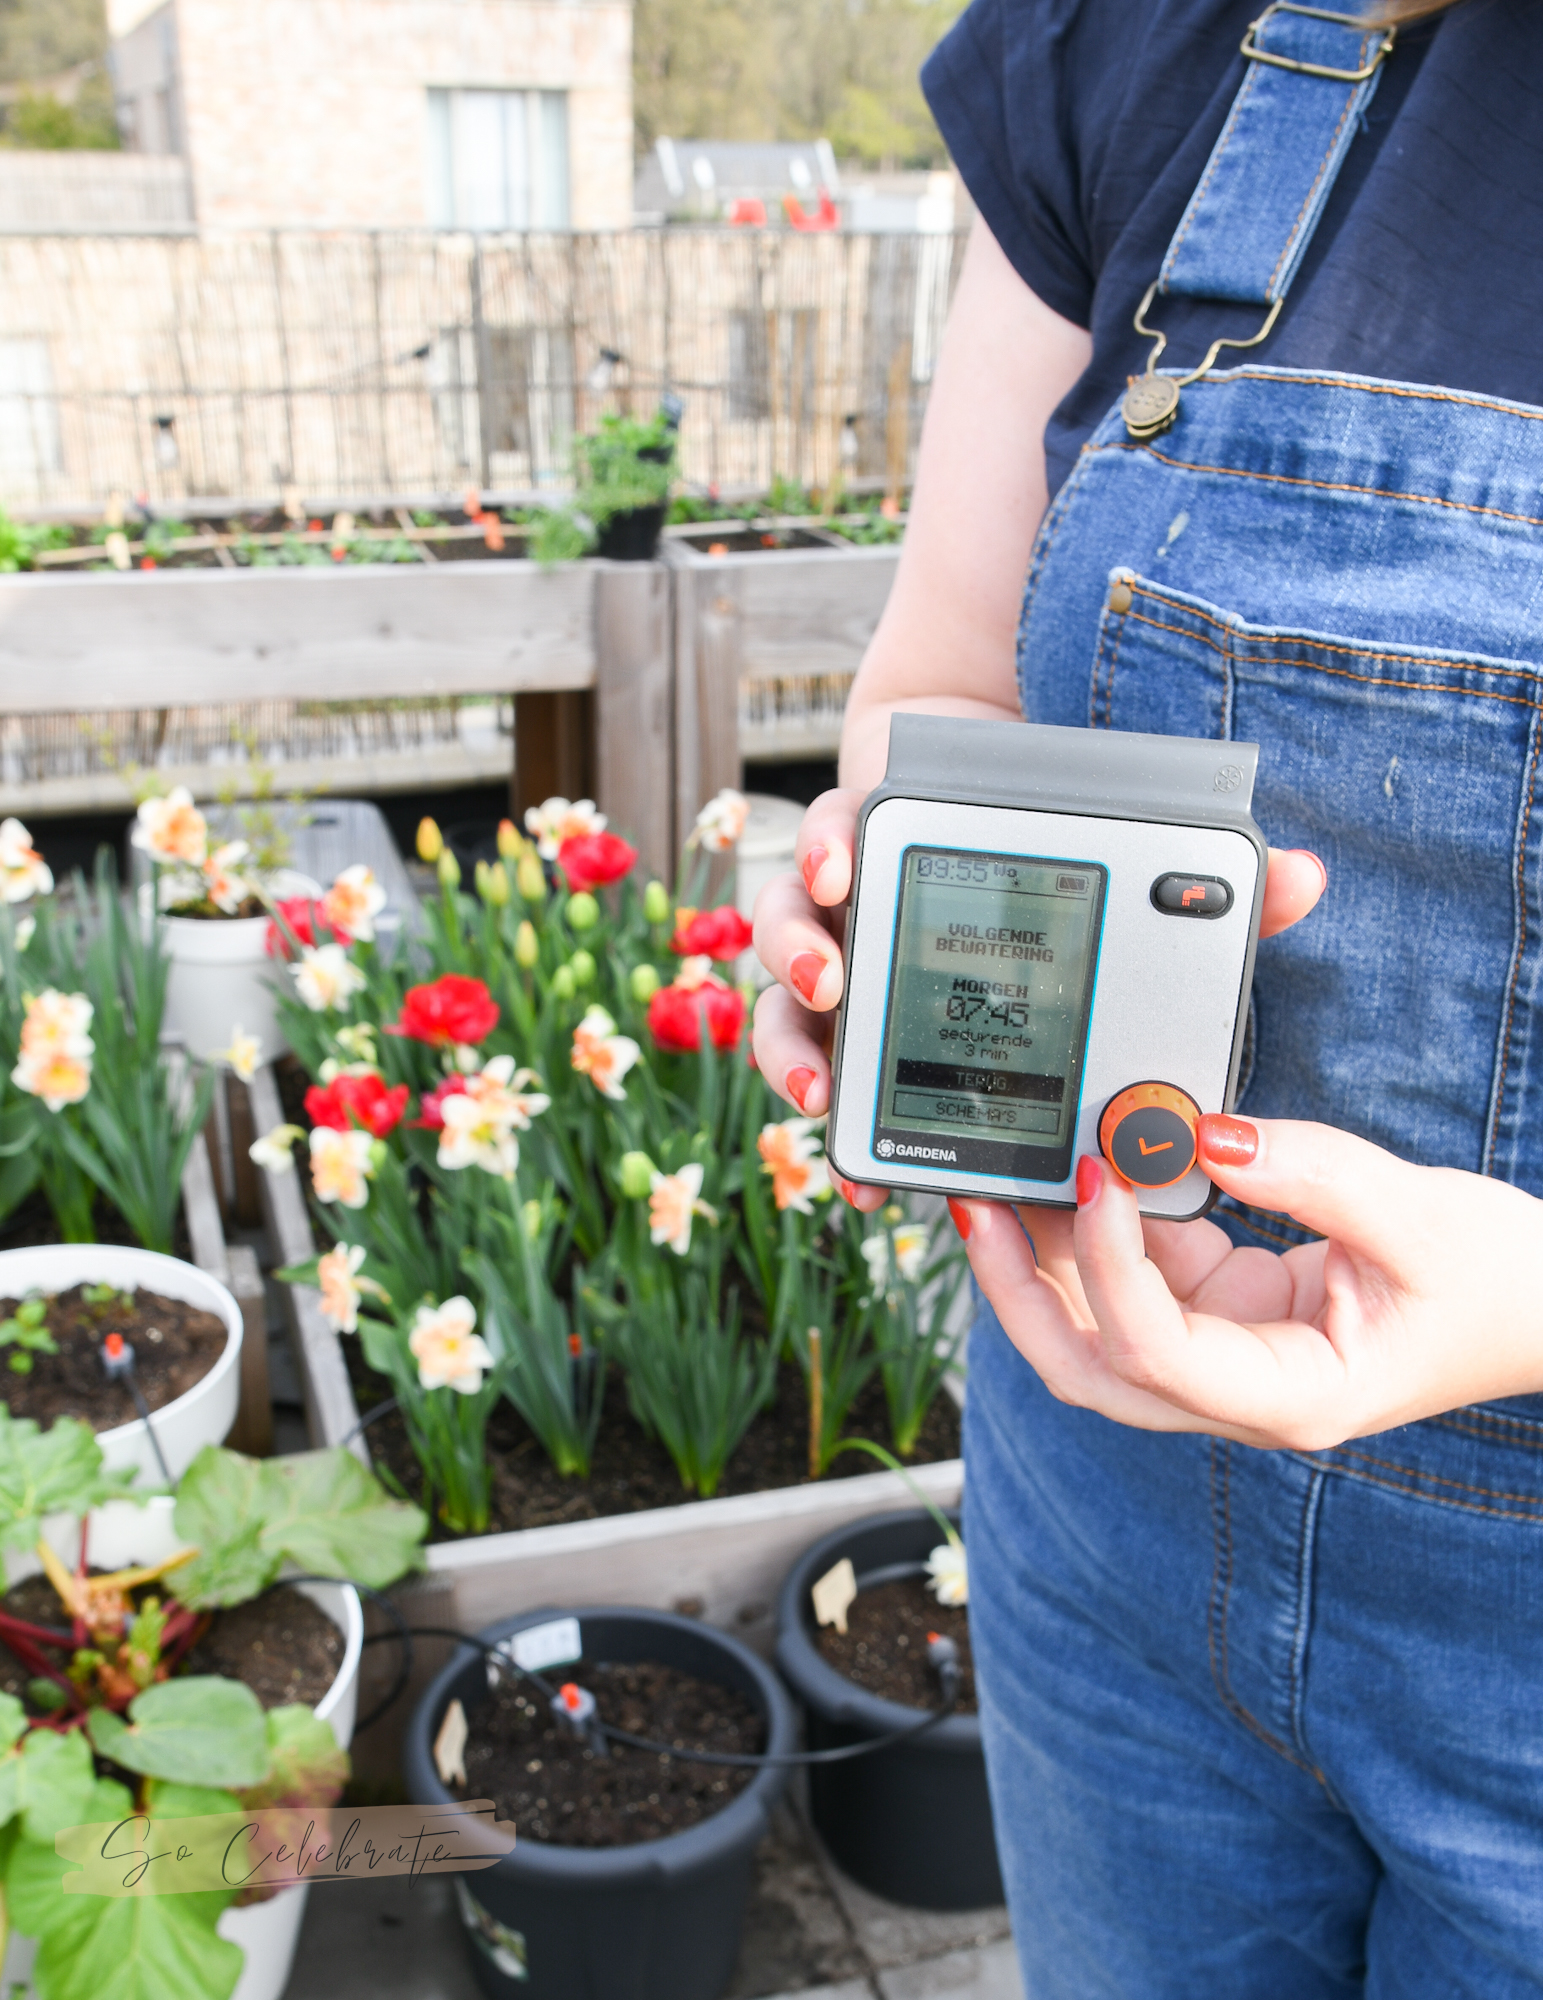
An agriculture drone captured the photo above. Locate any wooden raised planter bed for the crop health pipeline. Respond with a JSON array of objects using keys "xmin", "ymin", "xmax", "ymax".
[{"xmin": 248, "ymin": 1059, "xmax": 962, "ymax": 1774}]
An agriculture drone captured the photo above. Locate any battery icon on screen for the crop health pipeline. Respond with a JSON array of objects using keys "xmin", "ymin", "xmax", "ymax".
[{"xmin": 1057, "ymin": 874, "xmax": 1089, "ymax": 894}]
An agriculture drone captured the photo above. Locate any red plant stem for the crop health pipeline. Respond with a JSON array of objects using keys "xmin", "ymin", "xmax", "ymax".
[
  {"xmin": 159, "ymin": 1609, "xmax": 211, "ymax": 1675},
  {"xmin": 0, "ymin": 1626, "xmax": 81, "ymax": 1709},
  {"xmin": 0, "ymin": 1609, "xmax": 72, "ymax": 1649}
]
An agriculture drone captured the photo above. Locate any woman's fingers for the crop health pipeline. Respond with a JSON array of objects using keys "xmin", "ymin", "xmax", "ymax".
[
  {"xmin": 794, "ymin": 788, "xmax": 865, "ymax": 908},
  {"xmin": 1259, "ymin": 847, "xmax": 1327, "ymax": 940},
  {"xmin": 1195, "ymin": 1113, "xmax": 1430, "ymax": 1268},
  {"xmin": 752, "ymin": 869, "xmax": 846, "ymax": 1012},
  {"xmin": 752, "ymin": 982, "xmax": 832, "ymax": 1114}
]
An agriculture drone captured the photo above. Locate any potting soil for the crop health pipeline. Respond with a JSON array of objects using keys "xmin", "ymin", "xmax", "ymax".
[
  {"xmin": 452, "ymin": 1660, "xmax": 762, "ymax": 1847},
  {"xmin": 815, "ymin": 1575, "xmax": 977, "ymax": 1714},
  {"xmin": 0, "ymin": 1282, "xmax": 227, "ymax": 1430}
]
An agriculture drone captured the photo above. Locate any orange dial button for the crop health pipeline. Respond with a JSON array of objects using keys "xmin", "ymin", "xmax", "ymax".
[{"xmin": 1098, "ymin": 1082, "xmax": 1201, "ymax": 1190}]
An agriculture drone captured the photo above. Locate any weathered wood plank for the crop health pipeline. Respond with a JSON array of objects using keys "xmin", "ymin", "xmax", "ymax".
[
  {"xmin": 223, "ymin": 1242, "xmax": 273, "ymax": 1458},
  {"xmin": 593, "ymin": 561, "xmax": 674, "ymax": 884},
  {"xmin": 0, "ymin": 562, "xmax": 597, "ymax": 713},
  {"xmin": 248, "ymin": 1065, "xmax": 367, "ymax": 1465}
]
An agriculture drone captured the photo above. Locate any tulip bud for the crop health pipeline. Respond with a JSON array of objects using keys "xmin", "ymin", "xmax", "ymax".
[
  {"xmin": 517, "ymin": 853, "xmax": 546, "ymax": 903},
  {"xmin": 569, "ymin": 948, "xmax": 596, "ymax": 988},
  {"xmin": 643, "ymin": 879, "xmax": 671, "ymax": 926},
  {"xmin": 619, "ymin": 1150, "xmax": 656, "ymax": 1200},
  {"xmin": 515, "ymin": 919, "xmax": 539, "ymax": 968},
  {"xmin": 474, "ymin": 859, "xmax": 492, "ymax": 900},
  {"xmin": 416, "ymin": 816, "xmax": 443, "ymax": 863},
  {"xmin": 497, "ymin": 818, "xmax": 523, "ymax": 861},
  {"xmin": 484, "ymin": 861, "xmax": 511, "ymax": 906},
  {"xmin": 438, "ymin": 847, "xmax": 461, "ymax": 889},
  {"xmin": 566, "ymin": 891, "xmax": 599, "ymax": 932},
  {"xmin": 551, "ymin": 963, "xmax": 576, "ymax": 1000},
  {"xmin": 522, "ymin": 1197, "xmax": 543, "ymax": 1241},
  {"xmin": 630, "ymin": 962, "xmax": 661, "ymax": 1003}
]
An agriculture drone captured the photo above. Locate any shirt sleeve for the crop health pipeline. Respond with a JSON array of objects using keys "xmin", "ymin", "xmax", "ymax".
[{"xmin": 921, "ymin": 0, "xmax": 1098, "ymax": 329}]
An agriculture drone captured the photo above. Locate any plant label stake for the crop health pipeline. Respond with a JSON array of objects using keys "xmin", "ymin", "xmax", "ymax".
[
  {"xmin": 435, "ymin": 1696, "xmax": 470, "ymax": 1786},
  {"xmin": 812, "ymin": 1558, "xmax": 857, "ymax": 1636},
  {"xmin": 828, "ymin": 715, "xmax": 1266, "ymax": 1220}
]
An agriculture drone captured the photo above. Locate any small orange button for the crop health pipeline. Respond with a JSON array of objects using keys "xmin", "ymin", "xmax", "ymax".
[{"xmin": 1098, "ymin": 1082, "xmax": 1201, "ymax": 1190}]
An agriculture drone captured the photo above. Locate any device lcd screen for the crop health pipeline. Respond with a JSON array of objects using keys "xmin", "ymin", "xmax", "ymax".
[{"xmin": 872, "ymin": 847, "xmax": 1106, "ymax": 1181}]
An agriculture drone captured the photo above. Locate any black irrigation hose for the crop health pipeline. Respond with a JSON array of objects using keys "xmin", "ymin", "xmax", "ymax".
[
  {"xmin": 337, "ymin": 1396, "xmax": 400, "ymax": 1451},
  {"xmin": 371, "ymin": 1624, "xmax": 961, "ymax": 1770}
]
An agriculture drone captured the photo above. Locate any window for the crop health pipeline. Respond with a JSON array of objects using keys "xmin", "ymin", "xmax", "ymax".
[
  {"xmin": 0, "ymin": 340, "xmax": 62, "ymax": 492},
  {"xmin": 427, "ymin": 89, "xmax": 570, "ymax": 230}
]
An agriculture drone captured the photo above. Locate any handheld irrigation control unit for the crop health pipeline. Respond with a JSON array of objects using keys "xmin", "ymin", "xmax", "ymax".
[{"xmin": 827, "ymin": 716, "xmax": 1267, "ymax": 1220}]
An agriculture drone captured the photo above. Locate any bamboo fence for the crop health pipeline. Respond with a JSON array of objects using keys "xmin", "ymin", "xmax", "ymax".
[{"xmin": 0, "ymin": 227, "xmax": 966, "ymax": 509}]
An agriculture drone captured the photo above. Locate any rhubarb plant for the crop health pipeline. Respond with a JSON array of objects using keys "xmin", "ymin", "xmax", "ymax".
[{"xmin": 0, "ymin": 1424, "xmax": 426, "ymax": 2000}]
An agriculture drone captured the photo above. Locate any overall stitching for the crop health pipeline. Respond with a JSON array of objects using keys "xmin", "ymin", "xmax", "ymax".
[
  {"xmin": 1160, "ymin": 61, "xmax": 1260, "ymax": 286},
  {"xmin": 1322, "ymin": 1444, "xmax": 1543, "ymax": 1515},
  {"xmin": 1156, "ymin": 367, "xmax": 1543, "ymax": 427},
  {"xmin": 1288, "ymin": 1468, "xmax": 1329, "ymax": 1783},
  {"xmin": 1431, "ymin": 1406, "xmax": 1543, "ymax": 1446},
  {"xmin": 1485, "ymin": 704, "xmax": 1542, "ymax": 1176},
  {"xmin": 1089, "ymin": 589, "xmax": 1130, "ymax": 730},
  {"xmin": 1208, "ymin": 1438, "xmax": 1325, "ymax": 1777},
  {"xmin": 1265, "ymin": 55, "xmax": 1371, "ymax": 299},
  {"xmin": 1102, "ymin": 439, "xmax": 1543, "ymax": 532}
]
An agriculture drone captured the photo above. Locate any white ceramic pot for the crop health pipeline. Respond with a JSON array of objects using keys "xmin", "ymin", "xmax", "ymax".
[
  {"xmin": 2, "ymin": 1498, "xmax": 363, "ymax": 2000},
  {"xmin": 160, "ymin": 870, "xmax": 320, "ymax": 1069},
  {"xmin": 0, "ymin": 1244, "xmax": 242, "ymax": 1488},
  {"xmin": 734, "ymin": 793, "xmax": 807, "ymax": 987}
]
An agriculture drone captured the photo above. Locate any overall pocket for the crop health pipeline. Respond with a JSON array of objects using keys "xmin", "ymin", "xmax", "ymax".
[{"xmin": 1089, "ymin": 571, "xmax": 1543, "ymax": 1213}]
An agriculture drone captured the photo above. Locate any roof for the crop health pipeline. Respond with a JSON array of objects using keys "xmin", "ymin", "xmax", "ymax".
[{"xmin": 635, "ymin": 138, "xmax": 840, "ymax": 218}]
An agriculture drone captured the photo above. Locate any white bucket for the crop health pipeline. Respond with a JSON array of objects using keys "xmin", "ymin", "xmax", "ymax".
[
  {"xmin": 160, "ymin": 870, "xmax": 320, "ymax": 1069},
  {"xmin": 734, "ymin": 793, "xmax": 808, "ymax": 987},
  {"xmin": 0, "ymin": 1243, "xmax": 242, "ymax": 1489}
]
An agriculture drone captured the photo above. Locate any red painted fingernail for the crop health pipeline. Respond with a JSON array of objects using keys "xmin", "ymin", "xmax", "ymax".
[
  {"xmin": 834, "ymin": 1175, "xmax": 862, "ymax": 1206},
  {"xmin": 1075, "ymin": 1155, "xmax": 1102, "ymax": 1207},
  {"xmin": 786, "ymin": 1066, "xmax": 817, "ymax": 1111},
  {"xmin": 801, "ymin": 845, "xmax": 829, "ymax": 895},
  {"xmin": 1198, "ymin": 1113, "xmax": 1259, "ymax": 1165},
  {"xmin": 946, "ymin": 1197, "xmax": 971, "ymax": 1240},
  {"xmin": 790, "ymin": 952, "xmax": 826, "ymax": 1004}
]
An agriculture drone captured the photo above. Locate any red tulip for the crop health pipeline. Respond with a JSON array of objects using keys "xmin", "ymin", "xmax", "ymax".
[
  {"xmin": 304, "ymin": 1071, "xmax": 409, "ymax": 1138},
  {"xmin": 386, "ymin": 974, "xmax": 499, "ymax": 1047},
  {"xmin": 265, "ymin": 895, "xmax": 352, "ymax": 958},
  {"xmin": 671, "ymin": 905, "xmax": 754, "ymax": 961},
  {"xmin": 647, "ymin": 980, "xmax": 746, "ymax": 1054},
  {"xmin": 411, "ymin": 1074, "xmax": 470, "ymax": 1130},
  {"xmin": 557, "ymin": 832, "xmax": 638, "ymax": 892}
]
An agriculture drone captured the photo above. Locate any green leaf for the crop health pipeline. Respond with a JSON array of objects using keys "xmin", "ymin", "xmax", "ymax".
[
  {"xmin": 238, "ymin": 1706, "xmax": 347, "ymax": 1812},
  {"xmin": 7, "ymin": 1775, "xmax": 132, "ymax": 1935},
  {"xmin": 144, "ymin": 1778, "xmax": 241, "ymax": 1821},
  {"xmin": 17, "ymin": 1726, "xmax": 95, "ymax": 1843},
  {"xmin": 0, "ymin": 1690, "xmax": 27, "ymax": 1750},
  {"xmin": 87, "ymin": 1678, "xmax": 269, "ymax": 1789},
  {"xmin": 0, "ymin": 1409, "xmax": 136, "ymax": 1551},
  {"xmin": 170, "ymin": 1445, "xmax": 426, "ymax": 1610},
  {"xmin": 29, "ymin": 1874, "xmax": 242, "ymax": 2000}
]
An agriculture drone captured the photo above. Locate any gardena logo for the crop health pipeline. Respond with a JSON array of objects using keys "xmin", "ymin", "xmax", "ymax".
[
  {"xmin": 890, "ymin": 1142, "xmax": 957, "ymax": 1162},
  {"xmin": 876, "ymin": 1138, "xmax": 895, "ymax": 1157}
]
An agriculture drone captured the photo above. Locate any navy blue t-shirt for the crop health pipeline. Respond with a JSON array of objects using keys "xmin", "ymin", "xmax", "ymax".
[{"xmin": 922, "ymin": 0, "xmax": 1543, "ymax": 496}]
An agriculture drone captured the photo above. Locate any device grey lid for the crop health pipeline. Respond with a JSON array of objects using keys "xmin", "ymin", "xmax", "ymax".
[{"xmin": 881, "ymin": 715, "xmax": 1259, "ymax": 826}]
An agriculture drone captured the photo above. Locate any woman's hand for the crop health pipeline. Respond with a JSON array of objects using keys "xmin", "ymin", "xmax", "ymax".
[
  {"xmin": 751, "ymin": 795, "xmax": 1328, "ymax": 1210},
  {"xmin": 954, "ymin": 1117, "xmax": 1543, "ymax": 1448}
]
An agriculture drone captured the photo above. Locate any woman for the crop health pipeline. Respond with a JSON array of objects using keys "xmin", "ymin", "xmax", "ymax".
[{"xmin": 752, "ymin": 1, "xmax": 1543, "ymax": 1992}]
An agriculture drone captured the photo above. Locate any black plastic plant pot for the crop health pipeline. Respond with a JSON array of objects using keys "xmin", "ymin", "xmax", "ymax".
[
  {"xmin": 595, "ymin": 504, "xmax": 665, "ymax": 561},
  {"xmin": 403, "ymin": 1606, "xmax": 796, "ymax": 2000},
  {"xmin": 775, "ymin": 1509, "xmax": 1003, "ymax": 1911}
]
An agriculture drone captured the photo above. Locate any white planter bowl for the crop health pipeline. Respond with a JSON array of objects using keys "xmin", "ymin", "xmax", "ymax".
[
  {"xmin": 0, "ymin": 1244, "xmax": 242, "ymax": 1488},
  {"xmin": 2, "ymin": 1497, "xmax": 363, "ymax": 2000},
  {"xmin": 160, "ymin": 870, "xmax": 320, "ymax": 1068}
]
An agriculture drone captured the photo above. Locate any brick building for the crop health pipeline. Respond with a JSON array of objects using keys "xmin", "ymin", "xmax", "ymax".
[{"xmin": 106, "ymin": 0, "xmax": 634, "ymax": 230}]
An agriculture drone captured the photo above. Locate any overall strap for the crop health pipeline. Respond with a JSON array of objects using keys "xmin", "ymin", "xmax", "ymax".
[{"xmin": 1159, "ymin": 3, "xmax": 1395, "ymax": 307}]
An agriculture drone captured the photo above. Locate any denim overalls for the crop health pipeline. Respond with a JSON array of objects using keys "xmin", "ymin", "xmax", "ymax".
[{"xmin": 966, "ymin": 11, "xmax": 1543, "ymax": 1994}]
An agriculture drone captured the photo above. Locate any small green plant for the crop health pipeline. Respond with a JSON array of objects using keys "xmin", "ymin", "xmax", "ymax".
[
  {"xmin": 0, "ymin": 1296, "xmax": 56, "ymax": 1374},
  {"xmin": 615, "ymin": 1269, "xmax": 775, "ymax": 1497},
  {"xmin": 79, "ymin": 1282, "xmax": 133, "ymax": 1318},
  {"xmin": 530, "ymin": 404, "xmax": 681, "ymax": 567},
  {"xmin": 0, "ymin": 508, "xmax": 70, "ymax": 573}
]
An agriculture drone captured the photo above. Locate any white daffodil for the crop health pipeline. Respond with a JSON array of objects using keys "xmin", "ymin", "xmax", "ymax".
[
  {"xmin": 249, "ymin": 1123, "xmax": 304, "ymax": 1174},
  {"xmin": 13, "ymin": 916, "xmax": 34, "ymax": 953},
  {"xmin": 211, "ymin": 1025, "xmax": 261, "ymax": 1081},
  {"xmin": 12, "ymin": 988, "xmax": 94, "ymax": 1112},
  {"xmin": 570, "ymin": 1005, "xmax": 640, "ymax": 1102},
  {"xmin": 0, "ymin": 818, "xmax": 51, "ymax": 904},
  {"xmin": 308, "ymin": 1125, "xmax": 375, "ymax": 1208},
  {"xmin": 132, "ymin": 787, "xmax": 208, "ymax": 868},
  {"xmin": 201, "ymin": 840, "xmax": 251, "ymax": 914},
  {"xmin": 292, "ymin": 943, "xmax": 367, "ymax": 1014},
  {"xmin": 409, "ymin": 1296, "xmax": 494, "ymax": 1394},
  {"xmin": 322, "ymin": 863, "xmax": 387, "ymax": 943},
  {"xmin": 691, "ymin": 788, "xmax": 750, "ymax": 852},
  {"xmin": 316, "ymin": 1241, "xmax": 386, "ymax": 1333},
  {"xmin": 925, "ymin": 1538, "xmax": 968, "ymax": 1607},
  {"xmin": 860, "ymin": 1223, "xmax": 930, "ymax": 1294},
  {"xmin": 648, "ymin": 1161, "xmax": 719, "ymax": 1257},
  {"xmin": 333, "ymin": 1021, "xmax": 378, "ymax": 1065},
  {"xmin": 757, "ymin": 1116, "xmax": 832, "ymax": 1214},
  {"xmin": 523, "ymin": 796, "xmax": 606, "ymax": 860},
  {"xmin": 437, "ymin": 1056, "xmax": 550, "ymax": 1178}
]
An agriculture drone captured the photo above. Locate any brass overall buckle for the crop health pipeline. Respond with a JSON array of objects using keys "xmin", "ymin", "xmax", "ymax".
[
  {"xmin": 1121, "ymin": 283, "xmax": 1283, "ymax": 441},
  {"xmin": 1240, "ymin": 2, "xmax": 1396, "ymax": 84}
]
